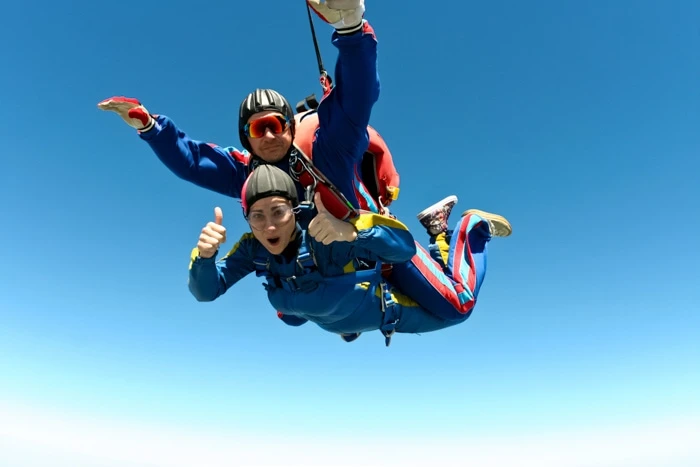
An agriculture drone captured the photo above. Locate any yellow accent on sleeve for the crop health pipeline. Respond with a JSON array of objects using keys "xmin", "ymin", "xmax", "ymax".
[
  {"xmin": 188, "ymin": 247, "xmax": 200, "ymax": 270},
  {"xmin": 222, "ymin": 232, "xmax": 256, "ymax": 259},
  {"xmin": 188, "ymin": 232, "xmax": 256, "ymax": 270},
  {"xmin": 350, "ymin": 213, "xmax": 409, "ymax": 232}
]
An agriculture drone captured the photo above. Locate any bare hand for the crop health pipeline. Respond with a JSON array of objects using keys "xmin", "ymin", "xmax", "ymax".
[
  {"xmin": 308, "ymin": 193, "xmax": 358, "ymax": 245},
  {"xmin": 197, "ymin": 207, "xmax": 226, "ymax": 258}
]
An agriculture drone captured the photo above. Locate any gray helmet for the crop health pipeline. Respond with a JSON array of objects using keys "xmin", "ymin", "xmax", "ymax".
[
  {"xmin": 238, "ymin": 89, "xmax": 295, "ymax": 154},
  {"xmin": 241, "ymin": 165, "xmax": 299, "ymax": 216}
]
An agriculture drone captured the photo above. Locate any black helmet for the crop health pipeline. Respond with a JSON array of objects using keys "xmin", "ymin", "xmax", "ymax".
[
  {"xmin": 238, "ymin": 89, "xmax": 295, "ymax": 154},
  {"xmin": 241, "ymin": 165, "xmax": 299, "ymax": 217}
]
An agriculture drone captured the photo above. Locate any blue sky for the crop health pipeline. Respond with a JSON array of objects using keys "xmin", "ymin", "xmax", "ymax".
[{"xmin": 1, "ymin": 1, "xmax": 699, "ymax": 466}]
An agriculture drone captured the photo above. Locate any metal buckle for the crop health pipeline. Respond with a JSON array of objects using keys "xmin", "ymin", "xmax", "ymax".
[{"xmin": 284, "ymin": 275, "xmax": 299, "ymax": 291}]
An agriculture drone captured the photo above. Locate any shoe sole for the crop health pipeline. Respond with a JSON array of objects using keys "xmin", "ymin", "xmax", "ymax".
[
  {"xmin": 462, "ymin": 209, "xmax": 512, "ymax": 237},
  {"xmin": 416, "ymin": 195, "xmax": 459, "ymax": 220},
  {"xmin": 340, "ymin": 333, "xmax": 361, "ymax": 343}
]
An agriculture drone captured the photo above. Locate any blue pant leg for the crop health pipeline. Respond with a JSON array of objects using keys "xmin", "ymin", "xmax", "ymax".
[
  {"xmin": 445, "ymin": 213, "xmax": 491, "ymax": 299},
  {"xmin": 387, "ymin": 214, "xmax": 492, "ymax": 322},
  {"xmin": 393, "ymin": 302, "xmax": 462, "ymax": 333}
]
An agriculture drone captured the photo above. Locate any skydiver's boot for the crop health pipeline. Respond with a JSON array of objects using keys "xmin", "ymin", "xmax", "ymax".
[
  {"xmin": 461, "ymin": 209, "xmax": 513, "ymax": 237},
  {"xmin": 340, "ymin": 332, "xmax": 361, "ymax": 343},
  {"xmin": 416, "ymin": 195, "xmax": 458, "ymax": 237}
]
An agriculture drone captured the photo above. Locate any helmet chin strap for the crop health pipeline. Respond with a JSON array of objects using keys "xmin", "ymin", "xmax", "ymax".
[{"xmin": 248, "ymin": 142, "xmax": 295, "ymax": 170}]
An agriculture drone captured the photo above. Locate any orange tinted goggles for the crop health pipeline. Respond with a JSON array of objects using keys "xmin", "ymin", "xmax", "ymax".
[{"xmin": 243, "ymin": 115, "xmax": 290, "ymax": 138}]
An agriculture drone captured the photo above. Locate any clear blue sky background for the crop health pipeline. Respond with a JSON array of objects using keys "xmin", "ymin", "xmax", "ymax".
[{"xmin": 1, "ymin": 1, "xmax": 699, "ymax": 466}]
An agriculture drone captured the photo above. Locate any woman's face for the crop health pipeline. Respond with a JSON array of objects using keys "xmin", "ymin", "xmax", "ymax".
[{"xmin": 247, "ymin": 196, "xmax": 296, "ymax": 255}]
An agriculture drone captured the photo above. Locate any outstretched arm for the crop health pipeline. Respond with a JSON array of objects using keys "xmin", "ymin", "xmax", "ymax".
[
  {"xmin": 98, "ymin": 96, "xmax": 249, "ymax": 198},
  {"xmin": 139, "ymin": 116, "xmax": 250, "ymax": 198}
]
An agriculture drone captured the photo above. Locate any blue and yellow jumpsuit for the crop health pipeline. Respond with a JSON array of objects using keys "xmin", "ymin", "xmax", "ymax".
[{"xmin": 187, "ymin": 213, "xmax": 475, "ymax": 340}]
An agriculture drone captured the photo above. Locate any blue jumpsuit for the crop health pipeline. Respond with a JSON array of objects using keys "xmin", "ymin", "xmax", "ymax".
[{"xmin": 187, "ymin": 212, "xmax": 466, "ymax": 339}]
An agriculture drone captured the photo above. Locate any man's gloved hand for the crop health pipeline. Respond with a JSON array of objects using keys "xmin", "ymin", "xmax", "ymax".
[
  {"xmin": 307, "ymin": 0, "xmax": 365, "ymax": 35},
  {"xmin": 97, "ymin": 96, "xmax": 155, "ymax": 132}
]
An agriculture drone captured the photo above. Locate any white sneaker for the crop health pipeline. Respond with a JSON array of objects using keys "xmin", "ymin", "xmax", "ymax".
[
  {"xmin": 462, "ymin": 209, "xmax": 512, "ymax": 237},
  {"xmin": 416, "ymin": 195, "xmax": 459, "ymax": 236}
]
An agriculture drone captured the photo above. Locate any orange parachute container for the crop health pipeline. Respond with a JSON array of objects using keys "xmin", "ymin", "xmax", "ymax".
[{"xmin": 290, "ymin": 109, "xmax": 400, "ymax": 219}]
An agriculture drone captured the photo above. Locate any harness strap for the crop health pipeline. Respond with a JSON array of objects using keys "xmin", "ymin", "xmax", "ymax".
[
  {"xmin": 333, "ymin": 261, "xmax": 399, "ymax": 346},
  {"xmin": 255, "ymin": 247, "xmax": 398, "ymax": 344},
  {"xmin": 297, "ymin": 246, "xmax": 315, "ymax": 269},
  {"xmin": 379, "ymin": 281, "xmax": 399, "ymax": 346},
  {"xmin": 278, "ymin": 270, "xmax": 324, "ymax": 293},
  {"xmin": 288, "ymin": 147, "xmax": 359, "ymax": 219},
  {"xmin": 252, "ymin": 257, "xmax": 268, "ymax": 274}
]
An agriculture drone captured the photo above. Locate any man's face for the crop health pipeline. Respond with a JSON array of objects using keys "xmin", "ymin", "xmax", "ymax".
[{"xmin": 245, "ymin": 111, "xmax": 293, "ymax": 163}]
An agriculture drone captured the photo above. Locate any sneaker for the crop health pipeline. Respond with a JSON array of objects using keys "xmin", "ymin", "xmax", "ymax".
[
  {"xmin": 416, "ymin": 195, "xmax": 459, "ymax": 236},
  {"xmin": 340, "ymin": 332, "xmax": 362, "ymax": 343},
  {"xmin": 462, "ymin": 209, "xmax": 512, "ymax": 237}
]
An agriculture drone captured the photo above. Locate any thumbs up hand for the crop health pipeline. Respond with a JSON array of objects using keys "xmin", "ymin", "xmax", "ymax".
[
  {"xmin": 197, "ymin": 207, "xmax": 227, "ymax": 258},
  {"xmin": 308, "ymin": 193, "xmax": 358, "ymax": 245}
]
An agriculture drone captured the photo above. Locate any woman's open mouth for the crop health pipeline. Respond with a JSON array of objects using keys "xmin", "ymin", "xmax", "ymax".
[{"xmin": 267, "ymin": 237, "xmax": 280, "ymax": 246}]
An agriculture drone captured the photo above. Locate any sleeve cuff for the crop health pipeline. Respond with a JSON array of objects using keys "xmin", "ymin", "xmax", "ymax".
[
  {"xmin": 336, "ymin": 19, "xmax": 364, "ymax": 35},
  {"xmin": 137, "ymin": 115, "xmax": 164, "ymax": 140}
]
